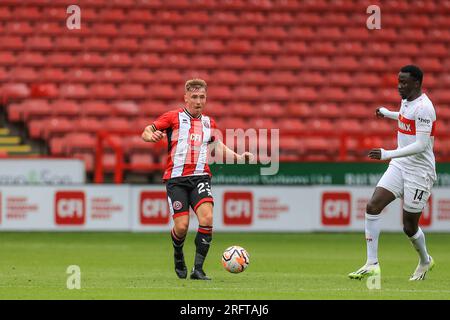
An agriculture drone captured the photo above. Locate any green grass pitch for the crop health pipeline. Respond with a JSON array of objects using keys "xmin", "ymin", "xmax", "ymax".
[{"xmin": 1, "ymin": 232, "xmax": 449, "ymax": 299}]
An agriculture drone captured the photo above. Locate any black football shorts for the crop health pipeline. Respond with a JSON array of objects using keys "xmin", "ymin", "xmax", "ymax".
[{"xmin": 165, "ymin": 175, "xmax": 214, "ymax": 219}]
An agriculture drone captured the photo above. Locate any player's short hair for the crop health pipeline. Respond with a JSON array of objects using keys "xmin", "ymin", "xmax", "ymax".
[
  {"xmin": 400, "ymin": 65, "xmax": 423, "ymax": 85},
  {"xmin": 185, "ymin": 78, "xmax": 207, "ymax": 93}
]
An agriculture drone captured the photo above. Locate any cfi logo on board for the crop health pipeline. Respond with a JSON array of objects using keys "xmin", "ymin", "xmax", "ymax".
[
  {"xmin": 140, "ymin": 191, "xmax": 169, "ymax": 225},
  {"xmin": 321, "ymin": 192, "xmax": 351, "ymax": 226},
  {"xmin": 55, "ymin": 191, "xmax": 86, "ymax": 225},
  {"xmin": 223, "ymin": 192, "xmax": 253, "ymax": 225}
]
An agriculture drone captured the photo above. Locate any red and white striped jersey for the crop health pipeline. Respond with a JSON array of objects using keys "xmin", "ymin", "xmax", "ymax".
[
  {"xmin": 151, "ymin": 107, "xmax": 218, "ymax": 181},
  {"xmin": 391, "ymin": 93, "xmax": 437, "ymax": 180}
]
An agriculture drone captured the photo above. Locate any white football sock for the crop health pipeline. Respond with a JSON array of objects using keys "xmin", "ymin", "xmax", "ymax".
[
  {"xmin": 365, "ymin": 213, "xmax": 381, "ymax": 265},
  {"xmin": 409, "ymin": 227, "xmax": 430, "ymax": 265}
]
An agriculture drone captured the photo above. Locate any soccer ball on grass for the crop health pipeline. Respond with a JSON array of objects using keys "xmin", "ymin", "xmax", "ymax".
[{"xmin": 221, "ymin": 245, "xmax": 250, "ymax": 273}]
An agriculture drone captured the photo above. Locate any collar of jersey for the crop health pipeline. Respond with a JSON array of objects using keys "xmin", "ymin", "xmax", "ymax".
[{"xmin": 183, "ymin": 107, "xmax": 202, "ymax": 119}]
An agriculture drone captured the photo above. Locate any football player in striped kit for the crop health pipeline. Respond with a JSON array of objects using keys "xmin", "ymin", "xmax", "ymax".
[{"xmin": 142, "ymin": 79, "xmax": 253, "ymax": 280}]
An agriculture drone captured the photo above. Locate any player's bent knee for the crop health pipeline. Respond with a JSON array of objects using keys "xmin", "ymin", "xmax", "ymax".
[
  {"xmin": 366, "ymin": 201, "xmax": 382, "ymax": 215},
  {"xmin": 403, "ymin": 225, "xmax": 417, "ymax": 237},
  {"xmin": 173, "ymin": 218, "xmax": 189, "ymax": 235}
]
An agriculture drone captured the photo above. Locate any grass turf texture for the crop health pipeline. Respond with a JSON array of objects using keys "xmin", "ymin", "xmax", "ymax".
[{"xmin": 0, "ymin": 232, "xmax": 449, "ymax": 300}]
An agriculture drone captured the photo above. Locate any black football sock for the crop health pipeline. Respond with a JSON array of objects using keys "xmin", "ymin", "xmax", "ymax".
[
  {"xmin": 194, "ymin": 226, "xmax": 213, "ymax": 271},
  {"xmin": 171, "ymin": 228, "xmax": 186, "ymax": 256}
]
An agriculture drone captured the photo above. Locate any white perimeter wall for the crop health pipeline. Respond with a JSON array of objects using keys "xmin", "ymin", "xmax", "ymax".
[{"xmin": 0, "ymin": 185, "xmax": 449, "ymax": 232}]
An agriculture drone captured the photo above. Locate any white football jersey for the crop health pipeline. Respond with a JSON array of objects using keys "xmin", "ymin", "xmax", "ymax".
[{"xmin": 390, "ymin": 93, "xmax": 437, "ymax": 180}]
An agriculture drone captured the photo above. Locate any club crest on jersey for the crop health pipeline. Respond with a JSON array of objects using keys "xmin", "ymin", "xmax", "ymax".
[
  {"xmin": 173, "ymin": 201, "xmax": 182, "ymax": 210},
  {"xmin": 202, "ymin": 120, "xmax": 210, "ymax": 128}
]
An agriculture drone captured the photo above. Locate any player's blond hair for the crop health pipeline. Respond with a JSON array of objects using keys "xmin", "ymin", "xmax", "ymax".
[{"xmin": 185, "ymin": 78, "xmax": 207, "ymax": 92}]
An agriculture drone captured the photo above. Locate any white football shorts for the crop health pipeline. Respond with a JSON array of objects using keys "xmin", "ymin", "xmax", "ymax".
[{"xmin": 376, "ymin": 164, "xmax": 434, "ymax": 213}]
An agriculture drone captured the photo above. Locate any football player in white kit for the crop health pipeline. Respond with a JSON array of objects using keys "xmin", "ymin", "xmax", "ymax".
[{"xmin": 349, "ymin": 65, "xmax": 436, "ymax": 281}]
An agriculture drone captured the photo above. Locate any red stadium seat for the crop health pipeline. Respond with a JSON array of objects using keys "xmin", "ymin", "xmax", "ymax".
[
  {"xmin": 147, "ymin": 84, "xmax": 176, "ymax": 100},
  {"xmin": 204, "ymin": 25, "xmax": 231, "ymax": 39},
  {"xmin": 0, "ymin": 51, "xmax": 17, "ymax": 65},
  {"xmin": 278, "ymin": 119, "xmax": 305, "ymax": 131},
  {"xmin": 330, "ymin": 56, "xmax": 359, "ymax": 72},
  {"xmin": 228, "ymin": 103, "xmax": 254, "ymax": 117},
  {"xmin": 25, "ymin": 36, "xmax": 53, "ymax": 51},
  {"xmin": 235, "ymin": 86, "xmax": 261, "ymax": 101},
  {"xmin": 17, "ymin": 52, "xmax": 46, "ymax": 67},
  {"xmin": 139, "ymin": 101, "xmax": 171, "ymax": 117},
  {"xmin": 298, "ymin": 72, "xmax": 326, "ymax": 87},
  {"xmin": 78, "ymin": 52, "xmax": 105, "ymax": 67},
  {"xmin": 288, "ymin": 26, "xmax": 315, "ymax": 40},
  {"xmin": 60, "ymin": 84, "xmax": 89, "ymax": 99},
  {"xmin": 346, "ymin": 88, "xmax": 375, "ymax": 103},
  {"xmin": 40, "ymin": 68, "xmax": 67, "ymax": 82},
  {"xmin": 208, "ymin": 86, "xmax": 233, "ymax": 100},
  {"xmin": 89, "ymin": 84, "xmax": 117, "ymax": 99},
  {"xmin": 81, "ymin": 101, "xmax": 112, "ymax": 118},
  {"xmin": 273, "ymin": 56, "xmax": 302, "ymax": 70},
  {"xmin": 47, "ymin": 53, "xmax": 76, "ymax": 67},
  {"xmin": 28, "ymin": 119, "xmax": 45, "ymax": 139},
  {"xmin": 254, "ymin": 40, "xmax": 282, "ymax": 54},
  {"xmin": 112, "ymin": 101, "xmax": 140, "ymax": 118},
  {"xmin": 283, "ymin": 41, "xmax": 308, "ymax": 54},
  {"xmin": 51, "ymin": 100, "xmax": 81, "ymax": 118},
  {"xmin": 218, "ymin": 55, "xmax": 247, "ymax": 69},
  {"xmin": 128, "ymin": 69, "xmax": 154, "ymax": 83},
  {"xmin": 315, "ymin": 103, "xmax": 341, "ymax": 119},
  {"xmin": 76, "ymin": 117, "xmax": 103, "ymax": 134},
  {"xmin": 302, "ymin": 57, "xmax": 330, "ymax": 71},
  {"xmin": 260, "ymin": 26, "xmax": 288, "ymax": 40},
  {"xmin": 247, "ymin": 55, "xmax": 275, "ymax": 70},
  {"xmin": 290, "ymin": 87, "xmax": 318, "ymax": 102},
  {"xmin": 72, "ymin": 68, "xmax": 97, "ymax": 83},
  {"xmin": 54, "ymin": 37, "xmax": 83, "ymax": 51},
  {"xmin": 316, "ymin": 87, "xmax": 346, "ymax": 102},
  {"xmin": 153, "ymin": 69, "xmax": 183, "ymax": 84},
  {"xmin": 5, "ymin": 21, "xmax": 34, "ymax": 35},
  {"xmin": 261, "ymin": 86, "xmax": 290, "ymax": 101},
  {"xmin": 103, "ymin": 117, "xmax": 132, "ymax": 132},
  {"xmin": 96, "ymin": 69, "xmax": 126, "ymax": 83},
  {"xmin": 42, "ymin": 117, "xmax": 73, "ymax": 139},
  {"xmin": 286, "ymin": 103, "xmax": 313, "ymax": 117},
  {"xmin": 119, "ymin": 23, "xmax": 147, "ymax": 37},
  {"xmin": 242, "ymin": 70, "xmax": 269, "ymax": 86},
  {"xmin": 271, "ymin": 71, "xmax": 298, "ymax": 86},
  {"xmin": 64, "ymin": 133, "xmax": 96, "ymax": 152},
  {"xmin": 226, "ymin": 40, "xmax": 252, "ymax": 54},
  {"xmin": 9, "ymin": 67, "xmax": 38, "ymax": 83},
  {"xmin": 259, "ymin": 103, "xmax": 284, "ymax": 117}
]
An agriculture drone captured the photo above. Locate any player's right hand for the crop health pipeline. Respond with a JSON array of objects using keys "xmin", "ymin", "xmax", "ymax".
[
  {"xmin": 142, "ymin": 126, "xmax": 166, "ymax": 142},
  {"xmin": 150, "ymin": 130, "xmax": 166, "ymax": 142},
  {"xmin": 375, "ymin": 107, "xmax": 385, "ymax": 118}
]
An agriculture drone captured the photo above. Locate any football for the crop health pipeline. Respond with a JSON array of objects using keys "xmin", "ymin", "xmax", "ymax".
[{"xmin": 221, "ymin": 245, "xmax": 250, "ymax": 273}]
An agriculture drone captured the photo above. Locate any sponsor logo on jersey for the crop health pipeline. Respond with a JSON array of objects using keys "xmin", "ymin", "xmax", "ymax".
[
  {"xmin": 398, "ymin": 115, "xmax": 416, "ymax": 135},
  {"xmin": 322, "ymin": 192, "xmax": 351, "ymax": 226},
  {"xmin": 223, "ymin": 192, "xmax": 253, "ymax": 225}
]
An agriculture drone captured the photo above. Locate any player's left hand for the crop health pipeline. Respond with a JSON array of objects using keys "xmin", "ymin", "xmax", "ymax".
[
  {"xmin": 368, "ymin": 148, "xmax": 382, "ymax": 160},
  {"xmin": 239, "ymin": 152, "xmax": 255, "ymax": 163}
]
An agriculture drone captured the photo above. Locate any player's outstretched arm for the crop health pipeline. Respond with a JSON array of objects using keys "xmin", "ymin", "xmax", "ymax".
[
  {"xmin": 376, "ymin": 107, "xmax": 399, "ymax": 120},
  {"xmin": 213, "ymin": 140, "xmax": 254, "ymax": 163},
  {"xmin": 142, "ymin": 125, "xmax": 166, "ymax": 143},
  {"xmin": 368, "ymin": 132, "xmax": 430, "ymax": 160}
]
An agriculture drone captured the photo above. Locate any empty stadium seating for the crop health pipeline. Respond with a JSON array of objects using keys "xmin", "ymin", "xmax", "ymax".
[{"xmin": 0, "ymin": 0, "xmax": 449, "ymax": 172}]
